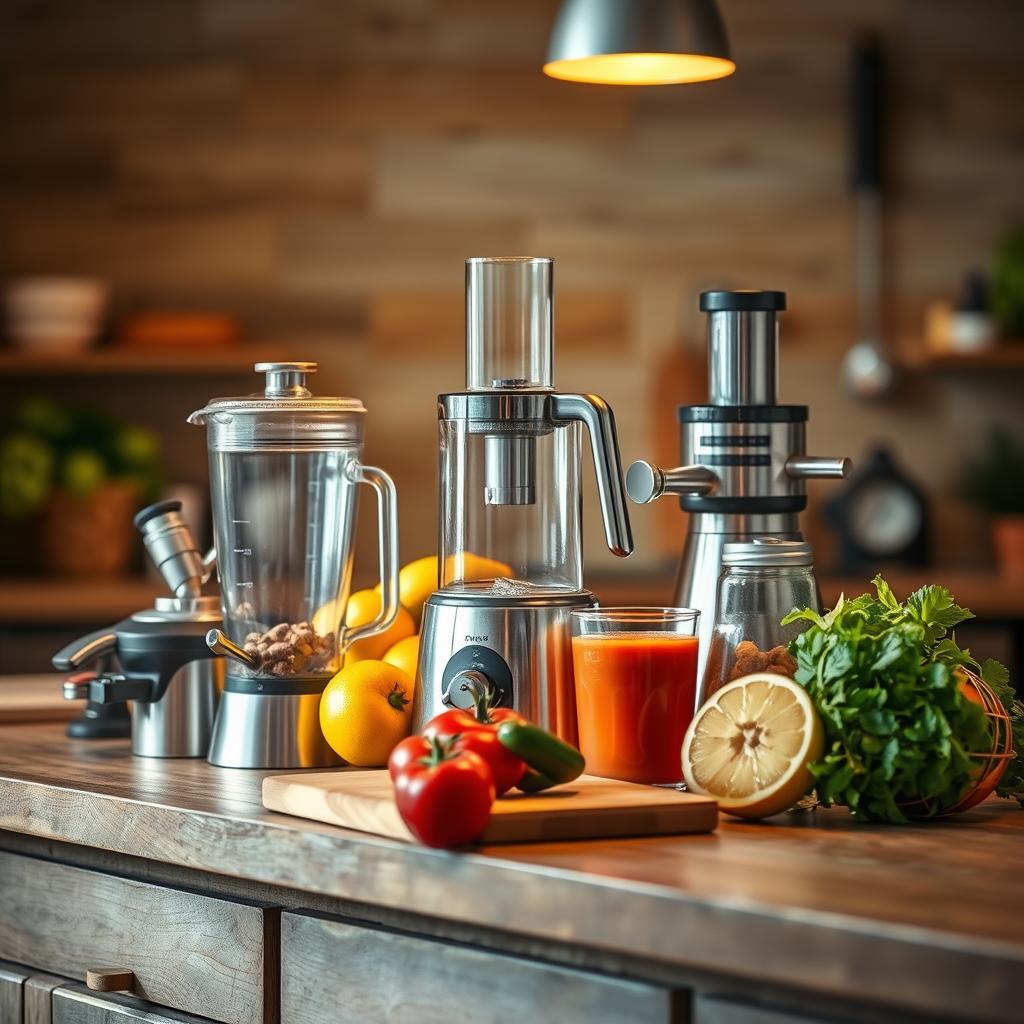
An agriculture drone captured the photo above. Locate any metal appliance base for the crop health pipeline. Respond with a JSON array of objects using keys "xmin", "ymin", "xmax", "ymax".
[
  {"xmin": 207, "ymin": 685, "xmax": 340, "ymax": 769},
  {"xmin": 414, "ymin": 590, "xmax": 596, "ymax": 743},
  {"xmin": 132, "ymin": 659, "xmax": 221, "ymax": 758}
]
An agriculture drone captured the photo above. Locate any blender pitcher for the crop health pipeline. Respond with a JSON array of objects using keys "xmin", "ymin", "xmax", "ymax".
[{"xmin": 189, "ymin": 362, "xmax": 399, "ymax": 768}]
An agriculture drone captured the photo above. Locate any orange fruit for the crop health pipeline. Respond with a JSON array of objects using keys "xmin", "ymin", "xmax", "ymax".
[
  {"xmin": 342, "ymin": 588, "xmax": 415, "ymax": 665},
  {"xmin": 383, "ymin": 634, "xmax": 420, "ymax": 681},
  {"xmin": 319, "ymin": 660, "xmax": 413, "ymax": 767}
]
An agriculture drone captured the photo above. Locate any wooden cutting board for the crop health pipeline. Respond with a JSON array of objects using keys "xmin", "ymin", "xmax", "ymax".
[{"xmin": 263, "ymin": 770, "xmax": 717, "ymax": 844}]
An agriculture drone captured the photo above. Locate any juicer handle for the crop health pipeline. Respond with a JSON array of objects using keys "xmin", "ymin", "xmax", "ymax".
[
  {"xmin": 342, "ymin": 463, "xmax": 401, "ymax": 650},
  {"xmin": 549, "ymin": 393, "xmax": 634, "ymax": 558},
  {"xmin": 52, "ymin": 628, "xmax": 118, "ymax": 672}
]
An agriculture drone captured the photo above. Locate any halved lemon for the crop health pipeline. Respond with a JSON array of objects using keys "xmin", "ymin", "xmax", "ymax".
[{"xmin": 682, "ymin": 673, "xmax": 824, "ymax": 820}]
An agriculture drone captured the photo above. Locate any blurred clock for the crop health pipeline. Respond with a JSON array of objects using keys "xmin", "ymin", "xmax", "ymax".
[{"xmin": 826, "ymin": 445, "xmax": 930, "ymax": 573}]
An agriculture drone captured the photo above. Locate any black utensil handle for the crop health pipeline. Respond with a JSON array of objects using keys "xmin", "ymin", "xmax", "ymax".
[{"xmin": 850, "ymin": 35, "xmax": 885, "ymax": 193}]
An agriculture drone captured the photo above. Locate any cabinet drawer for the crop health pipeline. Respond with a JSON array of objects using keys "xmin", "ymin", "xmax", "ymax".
[
  {"xmin": 0, "ymin": 852, "xmax": 273, "ymax": 1024},
  {"xmin": 52, "ymin": 984, "xmax": 214, "ymax": 1024},
  {"xmin": 694, "ymin": 994, "xmax": 843, "ymax": 1024},
  {"xmin": 281, "ymin": 912, "xmax": 679, "ymax": 1024},
  {"xmin": 0, "ymin": 959, "xmax": 29, "ymax": 1024}
]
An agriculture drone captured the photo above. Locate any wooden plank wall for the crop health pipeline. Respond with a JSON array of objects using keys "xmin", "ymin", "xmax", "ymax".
[{"xmin": 1, "ymin": 0, "xmax": 1023, "ymax": 575}]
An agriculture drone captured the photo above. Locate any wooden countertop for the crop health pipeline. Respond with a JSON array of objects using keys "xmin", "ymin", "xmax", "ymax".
[{"xmin": 0, "ymin": 724, "xmax": 1022, "ymax": 1022}]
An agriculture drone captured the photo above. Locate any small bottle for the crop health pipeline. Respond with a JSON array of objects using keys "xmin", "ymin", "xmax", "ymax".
[{"xmin": 700, "ymin": 538, "xmax": 819, "ymax": 706}]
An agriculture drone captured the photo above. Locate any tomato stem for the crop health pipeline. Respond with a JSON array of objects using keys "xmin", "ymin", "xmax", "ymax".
[{"xmin": 387, "ymin": 683, "xmax": 410, "ymax": 711}]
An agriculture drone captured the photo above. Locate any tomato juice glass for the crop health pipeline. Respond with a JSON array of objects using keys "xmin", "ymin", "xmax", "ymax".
[{"xmin": 571, "ymin": 608, "xmax": 700, "ymax": 785}]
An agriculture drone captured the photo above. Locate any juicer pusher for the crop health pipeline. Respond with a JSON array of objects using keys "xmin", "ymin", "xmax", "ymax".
[{"xmin": 626, "ymin": 290, "xmax": 852, "ymax": 686}]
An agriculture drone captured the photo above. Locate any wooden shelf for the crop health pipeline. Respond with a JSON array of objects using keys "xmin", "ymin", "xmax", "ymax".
[
  {"xmin": 0, "ymin": 345, "xmax": 286, "ymax": 376},
  {"xmin": 0, "ymin": 577, "xmax": 162, "ymax": 624},
  {"xmin": 902, "ymin": 345, "xmax": 1024, "ymax": 371}
]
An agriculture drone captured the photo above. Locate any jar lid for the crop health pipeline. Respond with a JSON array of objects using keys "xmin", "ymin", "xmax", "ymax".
[
  {"xmin": 722, "ymin": 538, "xmax": 813, "ymax": 567},
  {"xmin": 188, "ymin": 362, "xmax": 366, "ymax": 450}
]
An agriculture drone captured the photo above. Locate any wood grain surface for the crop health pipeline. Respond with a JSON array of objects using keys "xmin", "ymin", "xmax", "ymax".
[
  {"xmin": 0, "ymin": 725, "xmax": 1022, "ymax": 1023},
  {"xmin": 0, "ymin": 675, "xmax": 76, "ymax": 724},
  {"xmin": 52, "ymin": 985, "xmax": 213, "ymax": 1024},
  {"xmin": 0, "ymin": 850, "xmax": 271, "ymax": 1024},
  {"xmin": 0, "ymin": 959, "xmax": 27, "ymax": 1024},
  {"xmin": 263, "ymin": 770, "xmax": 717, "ymax": 843},
  {"xmin": 281, "ymin": 912, "xmax": 681, "ymax": 1024}
]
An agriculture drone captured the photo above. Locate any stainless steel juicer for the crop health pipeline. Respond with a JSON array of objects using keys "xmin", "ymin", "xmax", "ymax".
[
  {"xmin": 626, "ymin": 290, "xmax": 851, "ymax": 684},
  {"xmin": 55, "ymin": 499, "xmax": 221, "ymax": 758},
  {"xmin": 190, "ymin": 362, "xmax": 400, "ymax": 769},
  {"xmin": 412, "ymin": 258, "xmax": 633, "ymax": 742}
]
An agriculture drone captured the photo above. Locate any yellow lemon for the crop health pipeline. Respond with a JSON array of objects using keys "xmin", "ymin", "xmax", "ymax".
[
  {"xmin": 311, "ymin": 598, "xmax": 344, "ymax": 639},
  {"xmin": 682, "ymin": 673, "xmax": 824, "ymax": 820},
  {"xmin": 383, "ymin": 634, "xmax": 420, "ymax": 681},
  {"xmin": 319, "ymin": 660, "xmax": 413, "ymax": 767},
  {"xmin": 443, "ymin": 552, "xmax": 515, "ymax": 586},
  {"xmin": 375, "ymin": 555, "xmax": 439, "ymax": 627},
  {"xmin": 343, "ymin": 588, "xmax": 415, "ymax": 665}
]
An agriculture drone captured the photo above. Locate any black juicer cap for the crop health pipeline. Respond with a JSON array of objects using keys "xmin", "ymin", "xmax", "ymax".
[
  {"xmin": 133, "ymin": 499, "xmax": 182, "ymax": 531},
  {"xmin": 699, "ymin": 290, "xmax": 787, "ymax": 312}
]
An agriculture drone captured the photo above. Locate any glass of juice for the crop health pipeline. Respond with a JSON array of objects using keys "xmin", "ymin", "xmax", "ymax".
[{"xmin": 571, "ymin": 607, "xmax": 700, "ymax": 785}]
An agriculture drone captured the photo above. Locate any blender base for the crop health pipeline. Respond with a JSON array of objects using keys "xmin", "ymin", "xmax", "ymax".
[
  {"xmin": 414, "ymin": 590, "xmax": 596, "ymax": 743},
  {"xmin": 208, "ymin": 682, "xmax": 341, "ymax": 769}
]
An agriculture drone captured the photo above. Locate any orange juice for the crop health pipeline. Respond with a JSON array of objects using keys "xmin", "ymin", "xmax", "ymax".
[{"xmin": 571, "ymin": 632, "xmax": 699, "ymax": 784}]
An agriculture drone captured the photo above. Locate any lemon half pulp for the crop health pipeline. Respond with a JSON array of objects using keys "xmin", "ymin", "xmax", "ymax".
[{"xmin": 682, "ymin": 673, "xmax": 824, "ymax": 820}]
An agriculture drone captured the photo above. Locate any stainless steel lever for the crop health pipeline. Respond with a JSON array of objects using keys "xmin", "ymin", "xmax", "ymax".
[
  {"xmin": 549, "ymin": 393, "xmax": 634, "ymax": 557},
  {"xmin": 785, "ymin": 456, "xmax": 852, "ymax": 480},
  {"xmin": 205, "ymin": 628, "xmax": 260, "ymax": 670},
  {"xmin": 625, "ymin": 461, "xmax": 719, "ymax": 504}
]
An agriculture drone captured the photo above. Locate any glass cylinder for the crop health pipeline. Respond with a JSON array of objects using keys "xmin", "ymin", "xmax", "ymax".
[
  {"xmin": 700, "ymin": 540, "xmax": 819, "ymax": 706},
  {"xmin": 466, "ymin": 257, "xmax": 553, "ymax": 391},
  {"xmin": 439, "ymin": 418, "xmax": 582, "ymax": 594}
]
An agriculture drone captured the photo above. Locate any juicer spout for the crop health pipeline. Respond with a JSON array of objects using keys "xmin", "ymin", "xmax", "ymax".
[{"xmin": 549, "ymin": 393, "xmax": 634, "ymax": 558}]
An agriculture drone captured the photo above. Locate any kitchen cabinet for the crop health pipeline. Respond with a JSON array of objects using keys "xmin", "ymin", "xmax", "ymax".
[
  {"xmin": 280, "ymin": 912, "xmax": 681, "ymax": 1024},
  {"xmin": 0, "ymin": 853, "xmax": 272, "ymax": 1024},
  {"xmin": 51, "ymin": 985, "xmax": 215, "ymax": 1024}
]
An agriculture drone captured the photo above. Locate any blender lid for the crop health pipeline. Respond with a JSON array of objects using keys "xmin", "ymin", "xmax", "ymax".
[
  {"xmin": 722, "ymin": 538, "xmax": 813, "ymax": 567},
  {"xmin": 188, "ymin": 362, "xmax": 366, "ymax": 448}
]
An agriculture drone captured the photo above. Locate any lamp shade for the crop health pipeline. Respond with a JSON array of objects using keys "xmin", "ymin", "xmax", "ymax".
[{"xmin": 544, "ymin": 0, "xmax": 734, "ymax": 86}]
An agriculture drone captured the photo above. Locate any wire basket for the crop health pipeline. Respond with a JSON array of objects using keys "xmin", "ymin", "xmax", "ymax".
[{"xmin": 901, "ymin": 668, "xmax": 1015, "ymax": 818}]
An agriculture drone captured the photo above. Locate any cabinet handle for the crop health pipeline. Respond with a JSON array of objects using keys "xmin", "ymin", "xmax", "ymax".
[{"xmin": 86, "ymin": 968, "xmax": 135, "ymax": 992}]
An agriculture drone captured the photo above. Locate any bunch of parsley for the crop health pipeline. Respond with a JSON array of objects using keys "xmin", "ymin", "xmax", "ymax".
[{"xmin": 782, "ymin": 575, "xmax": 1023, "ymax": 823}]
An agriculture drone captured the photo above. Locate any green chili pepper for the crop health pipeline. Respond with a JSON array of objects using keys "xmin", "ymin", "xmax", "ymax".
[{"xmin": 496, "ymin": 721, "xmax": 585, "ymax": 785}]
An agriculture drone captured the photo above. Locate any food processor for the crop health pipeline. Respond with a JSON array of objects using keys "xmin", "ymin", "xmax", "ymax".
[
  {"xmin": 412, "ymin": 257, "xmax": 634, "ymax": 742},
  {"xmin": 55, "ymin": 499, "xmax": 221, "ymax": 757},
  {"xmin": 625, "ymin": 290, "xmax": 851, "ymax": 684},
  {"xmin": 189, "ymin": 362, "xmax": 399, "ymax": 768}
]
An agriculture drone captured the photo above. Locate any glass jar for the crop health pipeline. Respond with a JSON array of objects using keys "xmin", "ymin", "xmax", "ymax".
[{"xmin": 699, "ymin": 538, "xmax": 819, "ymax": 706}]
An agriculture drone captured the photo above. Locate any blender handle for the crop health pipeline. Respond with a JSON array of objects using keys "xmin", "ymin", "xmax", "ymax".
[
  {"xmin": 549, "ymin": 393, "xmax": 634, "ymax": 558},
  {"xmin": 342, "ymin": 463, "xmax": 401, "ymax": 650}
]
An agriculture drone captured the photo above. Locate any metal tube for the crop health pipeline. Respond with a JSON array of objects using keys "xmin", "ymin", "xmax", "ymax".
[
  {"xmin": 707, "ymin": 309, "xmax": 777, "ymax": 405},
  {"xmin": 484, "ymin": 435, "xmax": 537, "ymax": 506},
  {"xmin": 785, "ymin": 455, "xmax": 853, "ymax": 479}
]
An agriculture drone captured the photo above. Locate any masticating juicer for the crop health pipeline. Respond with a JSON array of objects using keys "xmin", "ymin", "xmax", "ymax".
[
  {"xmin": 54, "ymin": 499, "xmax": 221, "ymax": 757},
  {"xmin": 626, "ymin": 290, "xmax": 852, "ymax": 684},
  {"xmin": 413, "ymin": 258, "xmax": 634, "ymax": 742},
  {"xmin": 189, "ymin": 362, "xmax": 399, "ymax": 769}
]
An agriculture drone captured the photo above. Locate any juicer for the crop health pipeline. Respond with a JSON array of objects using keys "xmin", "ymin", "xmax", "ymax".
[
  {"xmin": 412, "ymin": 258, "xmax": 634, "ymax": 742},
  {"xmin": 626, "ymin": 290, "xmax": 851, "ymax": 684},
  {"xmin": 189, "ymin": 362, "xmax": 399, "ymax": 768},
  {"xmin": 55, "ymin": 499, "xmax": 221, "ymax": 757}
]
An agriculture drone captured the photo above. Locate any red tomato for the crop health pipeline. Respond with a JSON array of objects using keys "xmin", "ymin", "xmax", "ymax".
[
  {"xmin": 388, "ymin": 736, "xmax": 495, "ymax": 848},
  {"xmin": 422, "ymin": 707, "xmax": 527, "ymax": 795}
]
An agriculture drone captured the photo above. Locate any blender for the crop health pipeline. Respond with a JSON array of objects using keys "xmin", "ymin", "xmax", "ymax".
[
  {"xmin": 189, "ymin": 362, "xmax": 399, "ymax": 768},
  {"xmin": 625, "ymin": 290, "xmax": 851, "ymax": 684},
  {"xmin": 412, "ymin": 257, "xmax": 634, "ymax": 742}
]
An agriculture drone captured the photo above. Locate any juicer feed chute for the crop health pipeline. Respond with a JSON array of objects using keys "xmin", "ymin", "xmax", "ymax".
[
  {"xmin": 414, "ymin": 257, "xmax": 633, "ymax": 741},
  {"xmin": 626, "ymin": 290, "xmax": 852, "ymax": 688},
  {"xmin": 189, "ymin": 362, "xmax": 400, "ymax": 768}
]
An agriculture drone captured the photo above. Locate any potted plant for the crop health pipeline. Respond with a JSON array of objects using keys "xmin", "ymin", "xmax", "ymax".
[
  {"xmin": 959, "ymin": 427, "xmax": 1024, "ymax": 577},
  {"xmin": 0, "ymin": 397, "xmax": 163, "ymax": 577}
]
